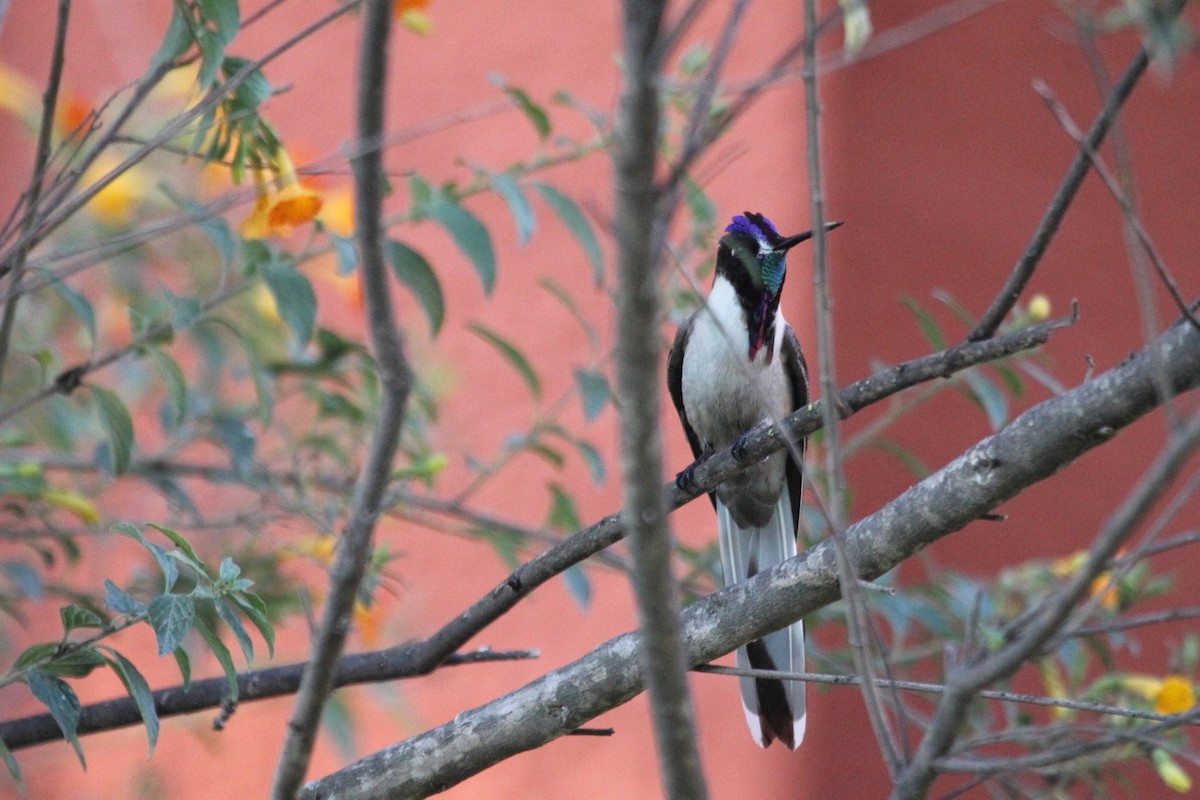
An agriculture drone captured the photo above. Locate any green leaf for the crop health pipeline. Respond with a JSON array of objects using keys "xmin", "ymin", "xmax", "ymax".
[
  {"xmin": 43, "ymin": 647, "xmax": 106, "ymax": 679},
  {"xmin": 0, "ymin": 736, "xmax": 22, "ymax": 791},
  {"xmin": 198, "ymin": 0, "xmax": 240, "ymax": 47},
  {"xmin": 147, "ymin": 348, "xmax": 187, "ymax": 429},
  {"xmin": 148, "ymin": 523, "xmax": 209, "ymax": 578},
  {"xmin": 221, "ymin": 56, "xmax": 269, "ymax": 112},
  {"xmin": 148, "ymin": 594, "xmax": 195, "ymax": 656},
  {"xmin": 163, "ymin": 288, "xmax": 202, "ymax": 330},
  {"xmin": 429, "ymin": 194, "xmax": 496, "ymax": 294},
  {"xmin": 961, "ymin": 368, "xmax": 1008, "ymax": 431},
  {"xmin": 492, "ymin": 78, "xmax": 551, "ymax": 139},
  {"xmin": 104, "ymin": 579, "xmax": 147, "ymax": 615},
  {"xmin": 231, "ymin": 592, "xmax": 275, "ymax": 659},
  {"xmin": 899, "ymin": 296, "xmax": 946, "ymax": 350},
  {"xmin": 88, "ymin": 385, "xmax": 134, "ymax": 476},
  {"xmin": 60, "ymin": 604, "xmax": 104, "ymax": 634},
  {"xmin": 172, "ymin": 647, "xmax": 192, "ymax": 689},
  {"xmin": 562, "ymin": 564, "xmax": 591, "ymax": 610},
  {"xmin": 386, "ymin": 240, "xmax": 445, "ymax": 336},
  {"xmin": 40, "ymin": 269, "xmax": 96, "ymax": 347},
  {"xmin": 151, "ymin": 5, "xmax": 192, "ymax": 68},
  {"xmin": 468, "ymin": 323, "xmax": 540, "ymax": 399},
  {"xmin": 26, "ymin": 669, "xmax": 84, "ymax": 768},
  {"xmin": 215, "ymin": 598, "xmax": 254, "ymax": 666},
  {"xmin": 570, "ymin": 437, "xmax": 605, "ymax": 485},
  {"xmin": 204, "ymin": 318, "xmax": 273, "ymax": 425},
  {"xmin": 103, "ymin": 649, "xmax": 159, "ymax": 756},
  {"xmin": 538, "ymin": 277, "xmax": 598, "ymax": 348},
  {"xmin": 490, "ymin": 171, "xmax": 535, "ymax": 246},
  {"xmin": 531, "ymin": 183, "xmax": 603, "ymax": 286},
  {"xmin": 573, "ymin": 368, "xmax": 610, "ymax": 422},
  {"xmin": 212, "ymin": 415, "xmax": 256, "ymax": 477},
  {"xmin": 113, "ymin": 523, "xmax": 179, "ymax": 591},
  {"xmin": 867, "ymin": 439, "xmax": 930, "ymax": 480},
  {"xmin": 545, "ymin": 483, "xmax": 580, "ymax": 532},
  {"xmin": 193, "ymin": 615, "xmax": 239, "ymax": 701},
  {"xmin": 330, "ymin": 233, "xmax": 358, "ymax": 275},
  {"xmin": 261, "ymin": 260, "xmax": 317, "ymax": 349}
]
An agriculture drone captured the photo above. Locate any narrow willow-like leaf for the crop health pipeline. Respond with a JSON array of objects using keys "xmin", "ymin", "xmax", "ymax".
[
  {"xmin": 148, "ymin": 348, "xmax": 187, "ymax": 429},
  {"xmin": 193, "ymin": 615, "xmax": 239, "ymax": 701},
  {"xmin": 468, "ymin": 323, "xmax": 540, "ymax": 399},
  {"xmin": 231, "ymin": 592, "xmax": 275, "ymax": 659},
  {"xmin": 490, "ymin": 171, "xmax": 536, "ymax": 246},
  {"xmin": 215, "ymin": 598, "xmax": 254, "ymax": 666},
  {"xmin": 88, "ymin": 385, "xmax": 133, "ymax": 476},
  {"xmin": 103, "ymin": 648, "xmax": 160, "ymax": 756},
  {"xmin": 899, "ymin": 295, "xmax": 947, "ymax": 350},
  {"xmin": 26, "ymin": 669, "xmax": 84, "ymax": 768},
  {"xmin": 261, "ymin": 261, "xmax": 317, "ymax": 349},
  {"xmin": 386, "ymin": 239, "xmax": 445, "ymax": 336},
  {"xmin": 531, "ymin": 183, "xmax": 603, "ymax": 286},
  {"xmin": 40, "ymin": 269, "xmax": 96, "ymax": 347},
  {"xmin": 429, "ymin": 196, "xmax": 496, "ymax": 295},
  {"xmin": 0, "ymin": 737, "xmax": 21, "ymax": 790},
  {"xmin": 573, "ymin": 368, "xmax": 610, "ymax": 422}
]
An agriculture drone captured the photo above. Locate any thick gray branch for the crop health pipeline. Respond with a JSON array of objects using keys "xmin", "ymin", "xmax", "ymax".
[{"xmin": 300, "ymin": 321, "xmax": 1200, "ymax": 799}]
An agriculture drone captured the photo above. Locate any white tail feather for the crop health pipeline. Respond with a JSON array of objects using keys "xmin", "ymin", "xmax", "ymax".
[{"xmin": 717, "ymin": 494, "xmax": 806, "ymax": 749}]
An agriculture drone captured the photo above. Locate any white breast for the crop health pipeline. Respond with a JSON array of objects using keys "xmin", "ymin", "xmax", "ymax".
[{"xmin": 680, "ymin": 277, "xmax": 790, "ymax": 451}]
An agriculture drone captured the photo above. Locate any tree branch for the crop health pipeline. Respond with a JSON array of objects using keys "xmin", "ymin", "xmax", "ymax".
[
  {"xmin": 0, "ymin": 648, "xmax": 536, "ymax": 751},
  {"xmin": 271, "ymin": 1, "xmax": 408, "ymax": 796},
  {"xmin": 966, "ymin": 35, "xmax": 1160, "ymax": 341},
  {"xmin": 298, "ymin": 316, "xmax": 1199, "ymax": 799},
  {"xmin": 613, "ymin": 0, "xmax": 708, "ymax": 796}
]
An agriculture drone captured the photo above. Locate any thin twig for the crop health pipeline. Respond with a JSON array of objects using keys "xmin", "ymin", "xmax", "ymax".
[
  {"xmin": 0, "ymin": 0, "xmax": 71, "ymax": 389},
  {"xmin": 804, "ymin": 0, "xmax": 902, "ymax": 776},
  {"xmin": 694, "ymin": 665, "xmax": 1200, "ymax": 726},
  {"xmin": 966, "ymin": 35, "xmax": 1162, "ymax": 341},
  {"xmin": 0, "ymin": 648, "xmax": 537, "ymax": 751}
]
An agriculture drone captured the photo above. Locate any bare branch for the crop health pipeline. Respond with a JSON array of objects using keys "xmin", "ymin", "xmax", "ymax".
[
  {"xmin": 0, "ymin": 648, "xmax": 536, "ymax": 751},
  {"xmin": 613, "ymin": 0, "xmax": 708, "ymax": 796},
  {"xmin": 889, "ymin": 408, "xmax": 1200, "ymax": 799},
  {"xmin": 965, "ymin": 13, "xmax": 1180, "ymax": 341},
  {"xmin": 271, "ymin": 1, "xmax": 410, "ymax": 796}
]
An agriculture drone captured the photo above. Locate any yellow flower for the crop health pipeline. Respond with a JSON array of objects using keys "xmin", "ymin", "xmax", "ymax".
[
  {"xmin": 1122, "ymin": 674, "xmax": 1197, "ymax": 715},
  {"xmin": 395, "ymin": 0, "xmax": 432, "ymax": 34},
  {"xmin": 241, "ymin": 191, "xmax": 273, "ymax": 241},
  {"xmin": 317, "ymin": 188, "xmax": 355, "ymax": 237},
  {"xmin": 1028, "ymin": 294, "xmax": 1051, "ymax": 322},
  {"xmin": 289, "ymin": 534, "xmax": 338, "ymax": 564},
  {"xmin": 0, "ymin": 61, "xmax": 40, "ymax": 124},
  {"xmin": 1155, "ymin": 675, "xmax": 1196, "ymax": 716},
  {"xmin": 1153, "ymin": 748, "xmax": 1192, "ymax": 793},
  {"xmin": 82, "ymin": 153, "xmax": 150, "ymax": 225},
  {"xmin": 1050, "ymin": 550, "xmax": 1119, "ymax": 610}
]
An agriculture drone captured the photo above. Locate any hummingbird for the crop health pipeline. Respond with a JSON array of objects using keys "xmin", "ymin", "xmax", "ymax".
[{"xmin": 667, "ymin": 211, "xmax": 837, "ymax": 749}]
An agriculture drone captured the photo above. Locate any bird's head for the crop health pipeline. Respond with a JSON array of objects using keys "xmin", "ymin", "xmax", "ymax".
[{"xmin": 716, "ymin": 212, "xmax": 840, "ymax": 362}]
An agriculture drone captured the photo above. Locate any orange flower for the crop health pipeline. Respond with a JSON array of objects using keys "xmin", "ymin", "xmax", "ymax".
[
  {"xmin": 353, "ymin": 599, "xmax": 383, "ymax": 647},
  {"xmin": 266, "ymin": 147, "xmax": 322, "ymax": 230}
]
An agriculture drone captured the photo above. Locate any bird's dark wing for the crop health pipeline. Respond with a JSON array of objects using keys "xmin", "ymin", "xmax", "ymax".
[
  {"xmin": 667, "ymin": 315, "xmax": 703, "ymax": 460},
  {"xmin": 781, "ymin": 325, "xmax": 809, "ymax": 537},
  {"xmin": 667, "ymin": 314, "xmax": 717, "ymax": 510}
]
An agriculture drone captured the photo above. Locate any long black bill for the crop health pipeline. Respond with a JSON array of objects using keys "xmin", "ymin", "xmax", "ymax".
[{"xmin": 777, "ymin": 220, "xmax": 844, "ymax": 251}]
